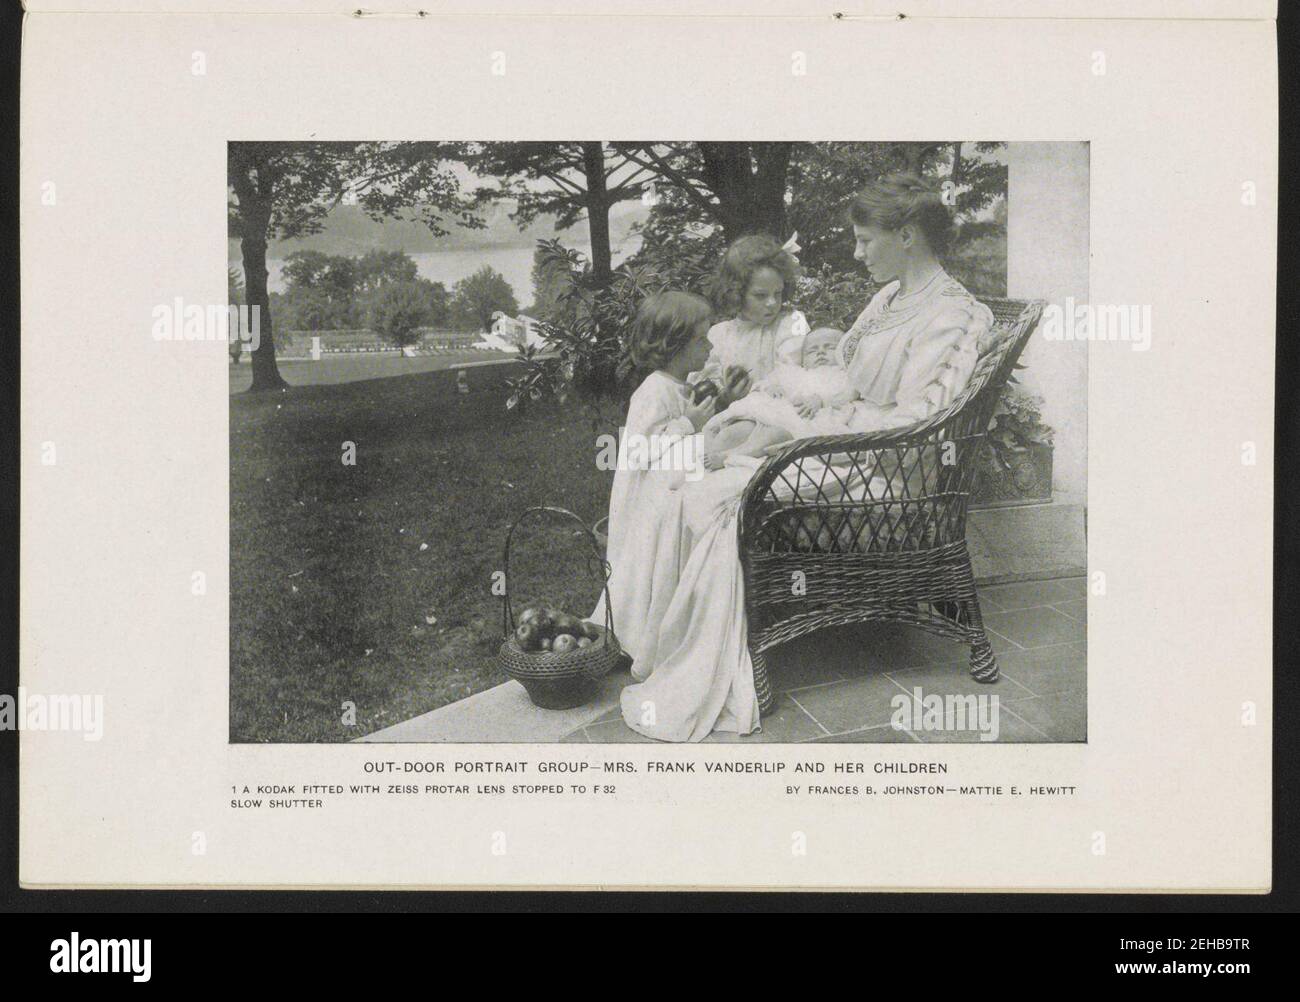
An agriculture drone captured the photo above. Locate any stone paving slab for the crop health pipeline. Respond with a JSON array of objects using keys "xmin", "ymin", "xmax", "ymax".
[{"xmin": 357, "ymin": 671, "xmax": 630, "ymax": 743}]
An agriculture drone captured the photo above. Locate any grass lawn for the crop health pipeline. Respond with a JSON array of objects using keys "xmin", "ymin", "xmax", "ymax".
[
  {"xmin": 228, "ymin": 349, "xmax": 500, "ymax": 392},
  {"xmin": 230, "ymin": 361, "xmax": 625, "ymax": 742}
]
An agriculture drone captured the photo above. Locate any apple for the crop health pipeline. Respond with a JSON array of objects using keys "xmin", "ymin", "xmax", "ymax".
[
  {"xmin": 576, "ymin": 636, "xmax": 593, "ymax": 649},
  {"xmin": 514, "ymin": 623, "xmax": 539, "ymax": 652},
  {"xmin": 552, "ymin": 613, "xmax": 583, "ymax": 637},
  {"xmin": 693, "ymin": 379, "xmax": 718, "ymax": 404},
  {"xmin": 551, "ymin": 634, "xmax": 578, "ymax": 654},
  {"xmin": 519, "ymin": 606, "xmax": 553, "ymax": 633},
  {"xmin": 540, "ymin": 636, "xmax": 553, "ymax": 651}
]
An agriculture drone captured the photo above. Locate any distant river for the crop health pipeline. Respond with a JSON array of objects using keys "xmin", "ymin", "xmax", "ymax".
[{"xmin": 232, "ymin": 236, "xmax": 644, "ymax": 303}]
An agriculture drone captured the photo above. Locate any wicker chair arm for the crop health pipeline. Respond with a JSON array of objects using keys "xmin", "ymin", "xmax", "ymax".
[{"xmin": 736, "ymin": 297, "xmax": 1047, "ymax": 551}]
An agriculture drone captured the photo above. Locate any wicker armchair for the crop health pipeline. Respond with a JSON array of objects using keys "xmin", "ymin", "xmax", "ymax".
[{"xmin": 737, "ymin": 297, "xmax": 1046, "ymax": 713}]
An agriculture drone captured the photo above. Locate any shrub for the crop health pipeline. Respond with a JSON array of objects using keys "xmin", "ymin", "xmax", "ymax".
[{"xmin": 506, "ymin": 238, "xmax": 719, "ymax": 416}]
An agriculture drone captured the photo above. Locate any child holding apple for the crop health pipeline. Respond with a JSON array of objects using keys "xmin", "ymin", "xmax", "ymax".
[{"xmin": 589, "ymin": 291, "xmax": 720, "ymax": 670}]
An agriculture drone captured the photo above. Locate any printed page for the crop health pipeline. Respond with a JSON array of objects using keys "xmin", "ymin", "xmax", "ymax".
[{"xmin": 17, "ymin": 2, "xmax": 1276, "ymax": 890}]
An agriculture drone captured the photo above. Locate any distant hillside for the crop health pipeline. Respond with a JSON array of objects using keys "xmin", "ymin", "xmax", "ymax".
[{"xmin": 229, "ymin": 199, "xmax": 648, "ymax": 260}]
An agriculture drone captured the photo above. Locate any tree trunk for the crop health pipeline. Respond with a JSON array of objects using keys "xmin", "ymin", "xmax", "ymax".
[
  {"xmin": 581, "ymin": 142, "xmax": 614, "ymax": 289},
  {"xmin": 232, "ymin": 162, "xmax": 288, "ymax": 393},
  {"xmin": 901, "ymin": 142, "xmax": 937, "ymax": 175},
  {"xmin": 752, "ymin": 142, "xmax": 791, "ymax": 239},
  {"xmin": 698, "ymin": 142, "xmax": 792, "ymax": 242},
  {"xmin": 242, "ymin": 222, "xmax": 287, "ymax": 392}
]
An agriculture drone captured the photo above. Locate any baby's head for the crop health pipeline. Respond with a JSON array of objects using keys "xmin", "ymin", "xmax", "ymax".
[{"xmin": 801, "ymin": 328, "xmax": 844, "ymax": 369}]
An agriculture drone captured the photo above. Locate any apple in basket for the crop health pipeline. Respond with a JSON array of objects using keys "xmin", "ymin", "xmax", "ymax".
[
  {"xmin": 577, "ymin": 636, "xmax": 593, "ymax": 649},
  {"xmin": 551, "ymin": 612, "xmax": 584, "ymax": 637},
  {"xmin": 518, "ymin": 606, "xmax": 553, "ymax": 633},
  {"xmin": 514, "ymin": 622, "xmax": 540, "ymax": 652},
  {"xmin": 551, "ymin": 634, "xmax": 579, "ymax": 655}
]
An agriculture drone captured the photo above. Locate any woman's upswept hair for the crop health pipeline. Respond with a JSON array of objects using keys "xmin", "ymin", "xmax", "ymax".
[
  {"xmin": 849, "ymin": 172, "xmax": 954, "ymax": 256},
  {"xmin": 711, "ymin": 234, "xmax": 801, "ymax": 316},
  {"xmin": 628, "ymin": 290, "xmax": 713, "ymax": 371}
]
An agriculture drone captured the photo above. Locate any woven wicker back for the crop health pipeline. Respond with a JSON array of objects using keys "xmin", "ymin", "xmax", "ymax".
[{"xmin": 739, "ymin": 297, "xmax": 1045, "ymax": 556}]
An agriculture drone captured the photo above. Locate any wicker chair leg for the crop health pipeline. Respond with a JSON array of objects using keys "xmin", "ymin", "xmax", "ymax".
[
  {"xmin": 963, "ymin": 593, "xmax": 1000, "ymax": 682},
  {"xmin": 969, "ymin": 638, "xmax": 999, "ymax": 683},
  {"xmin": 751, "ymin": 645, "xmax": 776, "ymax": 714}
]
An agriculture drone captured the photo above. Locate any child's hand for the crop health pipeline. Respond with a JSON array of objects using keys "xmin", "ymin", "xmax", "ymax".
[
  {"xmin": 715, "ymin": 366, "xmax": 752, "ymax": 409},
  {"xmin": 702, "ymin": 450, "xmax": 727, "ymax": 471},
  {"xmin": 764, "ymin": 383, "xmax": 786, "ymax": 399},
  {"xmin": 685, "ymin": 394, "xmax": 717, "ymax": 431},
  {"xmin": 793, "ymin": 394, "xmax": 823, "ymax": 418},
  {"xmin": 691, "ymin": 379, "xmax": 719, "ymax": 405}
]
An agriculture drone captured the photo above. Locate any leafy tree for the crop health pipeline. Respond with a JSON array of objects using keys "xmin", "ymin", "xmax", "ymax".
[
  {"xmin": 459, "ymin": 142, "xmax": 654, "ymax": 289},
  {"xmin": 367, "ymin": 280, "xmax": 435, "ymax": 348},
  {"xmin": 281, "ymin": 250, "xmax": 357, "ymax": 329},
  {"xmin": 528, "ymin": 241, "xmax": 573, "ymax": 321},
  {"xmin": 281, "ymin": 249, "xmax": 333, "ymax": 293},
  {"xmin": 280, "ymin": 286, "xmax": 340, "ymax": 332},
  {"xmin": 631, "ymin": 141, "xmax": 1008, "ymax": 276},
  {"xmin": 613, "ymin": 143, "xmax": 794, "ymax": 243},
  {"xmin": 228, "ymin": 141, "xmax": 480, "ymax": 391},
  {"xmin": 450, "ymin": 265, "xmax": 519, "ymax": 333},
  {"xmin": 354, "ymin": 249, "xmax": 419, "ymax": 294},
  {"xmin": 421, "ymin": 280, "xmax": 452, "ymax": 330}
]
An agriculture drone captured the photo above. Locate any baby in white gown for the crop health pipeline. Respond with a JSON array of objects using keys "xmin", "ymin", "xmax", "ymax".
[{"xmin": 701, "ymin": 327, "xmax": 857, "ymax": 470}]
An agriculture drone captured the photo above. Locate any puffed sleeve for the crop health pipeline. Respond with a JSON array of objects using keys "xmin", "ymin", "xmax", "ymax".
[{"xmin": 891, "ymin": 302, "xmax": 989, "ymax": 422}]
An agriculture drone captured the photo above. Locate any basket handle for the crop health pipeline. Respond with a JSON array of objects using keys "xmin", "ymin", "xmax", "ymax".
[{"xmin": 501, "ymin": 506, "xmax": 616, "ymax": 644}]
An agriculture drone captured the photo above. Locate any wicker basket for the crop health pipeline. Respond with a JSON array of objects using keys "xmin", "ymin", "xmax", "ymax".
[{"xmin": 497, "ymin": 506, "xmax": 622, "ymax": 709}]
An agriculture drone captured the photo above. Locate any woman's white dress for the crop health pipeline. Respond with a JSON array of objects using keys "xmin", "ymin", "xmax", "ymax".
[{"xmin": 617, "ymin": 271, "xmax": 993, "ymax": 742}]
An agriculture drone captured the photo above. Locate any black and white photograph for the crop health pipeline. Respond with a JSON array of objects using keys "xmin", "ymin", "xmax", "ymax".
[{"xmin": 228, "ymin": 141, "xmax": 1089, "ymax": 745}]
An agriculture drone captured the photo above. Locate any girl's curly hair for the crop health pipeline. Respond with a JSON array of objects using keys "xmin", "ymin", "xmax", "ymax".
[
  {"xmin": 711, "ymin": 234, "xmax": 801, "ymax": 317},
  {"xmin": 849, "ymin": 172, "xmax": 955, "ymax": 256},
  {"xmin": 628, "ymin": 290, "xmax": 713, "ymax": 372}
]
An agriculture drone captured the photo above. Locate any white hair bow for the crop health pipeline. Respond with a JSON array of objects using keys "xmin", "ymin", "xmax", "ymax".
[{"xmin": 781, "ymin": 231, "xmax": 801, "ymax": 258}]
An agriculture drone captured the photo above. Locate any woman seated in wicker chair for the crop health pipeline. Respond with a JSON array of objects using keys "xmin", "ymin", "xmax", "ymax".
[{"xmin": 617, "ymin": 173, "xmax": 994, "ymax": 742}]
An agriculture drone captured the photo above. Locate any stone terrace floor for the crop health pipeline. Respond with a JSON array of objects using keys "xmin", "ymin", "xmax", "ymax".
[{"xmin": 563, "ymin": 575, "xmax": 1087, "ymax": 744}]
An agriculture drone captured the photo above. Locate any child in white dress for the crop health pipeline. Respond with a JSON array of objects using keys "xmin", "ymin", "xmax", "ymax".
[
  {"xmin": 701, "ymin": 327, "xmax": 857, "ymax": 468},
  {"xmin": 590, "ymin": 292, "xmax": 718, "ymax": 670},
  {"xmin": 690, "ymin": 234, "xmax": 809, "ymax": 406}
]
